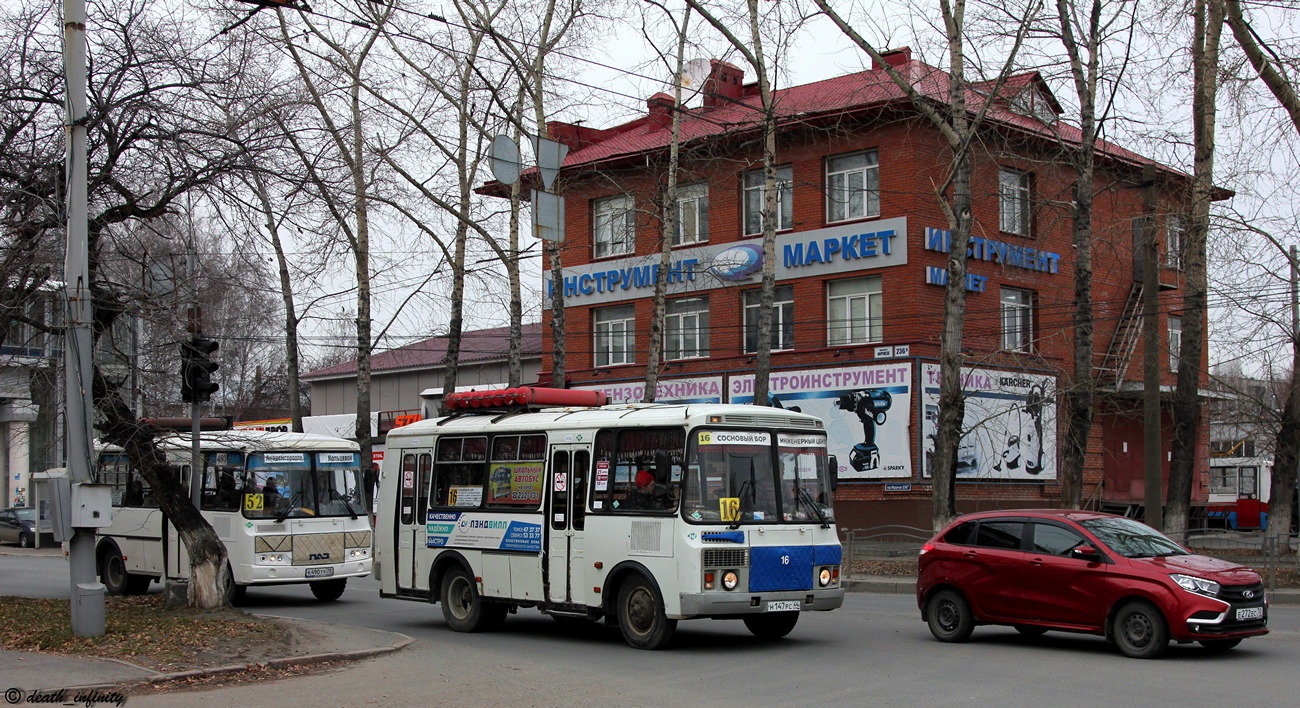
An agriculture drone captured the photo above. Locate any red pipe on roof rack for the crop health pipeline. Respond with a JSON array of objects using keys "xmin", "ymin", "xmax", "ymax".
[{"xmin": 445, "ymin": 387, "xmax": 606, "ymax": 411}]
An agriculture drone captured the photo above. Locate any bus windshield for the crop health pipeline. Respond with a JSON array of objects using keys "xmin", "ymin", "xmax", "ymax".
[
  {"xmin": 245, "ymin": 451, "xmax": 362, "ymax": 520},
  {"xmin": 682, "ymin": 430, "xmax": 832, "ymax": 524}
]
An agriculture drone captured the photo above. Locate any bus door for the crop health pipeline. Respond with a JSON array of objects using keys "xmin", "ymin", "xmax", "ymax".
[
  {"xmin": 545, "ymin": 444, "xmax": 591, "ymax": 607},
  {"xmin": 165, "ymin": 461, "xmax": 193, "ymax": 580},
  {"xmin": 395, "ymin": 450, "xmax": 433, "ymax": 592}
]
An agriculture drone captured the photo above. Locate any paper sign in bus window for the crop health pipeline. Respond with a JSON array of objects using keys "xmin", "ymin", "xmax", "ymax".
[
  {"xmin": 720, "ymin": 497, "xmax": 740, "ymax": 522},
  {"xmin": 449, "ymin": 486, "xmax": 482, "ymax": 507},
  {"xmin": 244, "ymin": 494, "xmax": 264, "ymax": 512}
]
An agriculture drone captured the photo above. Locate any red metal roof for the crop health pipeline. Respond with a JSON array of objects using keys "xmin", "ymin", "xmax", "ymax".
[
  {"xmin": 303, "ymin": 323, "xmax": 542, "ymax": 380},
  {"xmin": 555, "ymin": 58, "xmax": 1177, "ymax": 177}
]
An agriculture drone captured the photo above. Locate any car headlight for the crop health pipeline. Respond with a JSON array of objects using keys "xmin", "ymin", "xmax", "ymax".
[{"xmin": 1171, "ymin": 573, "xmax": 1220, "ymax": 597}]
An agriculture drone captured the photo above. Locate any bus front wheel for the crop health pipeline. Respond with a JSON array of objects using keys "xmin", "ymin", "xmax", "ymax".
[
  {"xmin": 616, "ymin": 573, "xmax": 676, "ymax": 650},
  {"xmin": 310, "ymin": 578, "xmax": 347, "ymax": 601}
]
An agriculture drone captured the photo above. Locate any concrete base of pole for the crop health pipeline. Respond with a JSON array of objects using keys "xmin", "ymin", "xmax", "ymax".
[
  {"xmin": 164, "ymin": 579, "xmax": 189, "ymax": 607},
  {"xmin": 72, "ymin": 582, "xmax": 106, "ymax": 636}
]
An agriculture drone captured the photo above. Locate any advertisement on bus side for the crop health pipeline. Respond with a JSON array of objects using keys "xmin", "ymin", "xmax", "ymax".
[{"xmin": 426, "ymin": 511, "xmax": 542, "ymax": 552}]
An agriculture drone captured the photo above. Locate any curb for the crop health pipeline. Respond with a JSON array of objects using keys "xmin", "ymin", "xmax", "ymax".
[{"xmin": 65, "ymin": 622, "xmax": 416, "ymax": 693}]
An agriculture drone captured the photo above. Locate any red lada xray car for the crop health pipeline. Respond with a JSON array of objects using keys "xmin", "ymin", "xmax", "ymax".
[{"xmin": 916, "ymin": 509, "xmax": 1269, "ymax": 658}]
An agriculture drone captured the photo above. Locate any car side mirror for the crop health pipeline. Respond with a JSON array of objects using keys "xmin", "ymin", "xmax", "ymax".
[
  {"xmin": 828, "ymin": 455, "xmax": 839, "ymax": 493},
  {"xmin": 1071, "ymin": 545, "xmax": 1102, "ymax": 562}
]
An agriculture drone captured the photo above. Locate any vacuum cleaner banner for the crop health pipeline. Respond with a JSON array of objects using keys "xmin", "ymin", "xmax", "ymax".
[
  {"xmin": 729, "ymin": 363, "xmax": 914, "ymax": 479},
  {"xmin": 920, "ymin": 364, "xmax": 1058, "ymax": 480}
]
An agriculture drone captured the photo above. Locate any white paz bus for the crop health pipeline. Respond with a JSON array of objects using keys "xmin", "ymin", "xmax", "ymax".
[
  {"xmin": 94, "ymin": 430, "xmax": 373, "ymax": 602},
  {"xmin": 376, "ymin": 387, "xmax": 844, "ymax": 649}
]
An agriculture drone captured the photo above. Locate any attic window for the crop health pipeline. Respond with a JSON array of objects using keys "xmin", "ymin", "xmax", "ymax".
[{"xmin": 1011, "ymin": 91, "xmax": 1057, "ymax": 123}]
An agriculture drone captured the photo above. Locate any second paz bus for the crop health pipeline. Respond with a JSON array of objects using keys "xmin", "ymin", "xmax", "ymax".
[{"xmin": 376, "ymin": 387, "xmax": 844, "ymax": 649}]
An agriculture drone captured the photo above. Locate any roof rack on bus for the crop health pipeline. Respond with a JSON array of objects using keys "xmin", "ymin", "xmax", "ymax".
[
  {"xmin": 139, "ymin": 416, "xmax": 233, "ymax": 431},
  {"xmin": 440, "ymin": 387, "xmax": 606, "ymax": 423}
]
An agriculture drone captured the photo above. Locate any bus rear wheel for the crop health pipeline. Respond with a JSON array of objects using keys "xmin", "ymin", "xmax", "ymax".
[
  {"xmin": 310, "ymin": 578, "xmax": 347, "ymax": 601},
  {"xmin": 743, "ymin": 611, "xmax": 800, "ymax": 639},
  {"xmin": 616, "ymin": 573, "xmax": 676, "ymax": 650},
  {"xmin": 441, "ymin": 567, "xmax": 500, "ymax": 632}
]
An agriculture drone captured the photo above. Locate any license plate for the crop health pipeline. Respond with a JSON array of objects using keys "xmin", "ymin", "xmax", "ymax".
[
  {"xmin": 305, "ymin": 567, "xmax": 334, "ymax": 578},
  {"xmin": 767, "ymin": 600, "xmax": 801, "ymax": 612},
  {"xmin": 1236, "ymin": 606, "xmax": 1263, "ymax": 621}
]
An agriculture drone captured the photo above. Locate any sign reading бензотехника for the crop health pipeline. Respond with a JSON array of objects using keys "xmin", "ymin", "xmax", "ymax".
[{"xmin": 546, "ymin": 217, "xmax": 907, "ymax": 305}]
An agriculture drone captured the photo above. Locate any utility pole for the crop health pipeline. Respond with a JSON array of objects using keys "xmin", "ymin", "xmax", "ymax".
[{"xmin": 63, "ymin": 0, "xmax": 106, "ymax": 637}]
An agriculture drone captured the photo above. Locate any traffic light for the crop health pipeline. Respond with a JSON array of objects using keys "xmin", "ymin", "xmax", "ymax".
[{"xmin": 181, "ymin": 337, "xmax": 220, "ymax": 403}]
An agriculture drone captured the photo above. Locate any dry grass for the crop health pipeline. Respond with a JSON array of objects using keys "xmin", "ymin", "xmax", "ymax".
[{"xmin": 0, "ymin": 594, "xmax": 288, "ymax": 672}]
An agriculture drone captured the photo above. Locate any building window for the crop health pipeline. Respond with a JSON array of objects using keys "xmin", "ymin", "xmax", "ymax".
[
  {"xmin": 827, "ymin": 277, "xmax": 882, "ymax": 346},
  {"xmin": 999, "ymin": 168, "xmax": 1032, "ymax": 236},
  {"xmin": 744, "ymin": 286, "xmax": 795, "ymax": 353},
  {"xmin": 826, "ymin": 151, "xmax": 880, "ymax": 223},
  {"xmin": 1165, "ymin": 215, "xmax": 1184, "ymax": 270},
  {"xmin": 673, "ymin": 183, "xmax": 709, "ymax": 246},
  {"xmin": 665, "ymin": 297, "xmax": 709, "ymax": 360},
  {"xmin": 594, "ymin": 305, "xmax": 635, "ymax": 366},
  {"xmin": 743, "ymin": 165, "xmax": 793, "ymax": 236},
  {"xmin": 594, "ymin": 195, "xmax": 635, "ymax": 258},
  {"xmin": 1001, "ymin": 287, "xmax": 1034, "ymax": 352},
  {"xmin": 1168, "ymin": 315, "xmax": 1181, "ymax": 372}
]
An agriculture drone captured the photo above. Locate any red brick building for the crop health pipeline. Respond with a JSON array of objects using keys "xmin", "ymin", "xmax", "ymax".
[{"xmin": 510, "ymin": 50, "xmax": 1209, "ymax": 530}]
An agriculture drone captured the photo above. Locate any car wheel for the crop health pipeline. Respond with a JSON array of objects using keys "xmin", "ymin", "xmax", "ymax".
[
  {"xmin": 1112, "ymin": 600, "xmax": 1169, "ymax": 659},
  {"xmin": 310, "ymin": 578, "xmax": 347, "ymax": 601},
  {"xmin": 19, "ymin": 532, "xmax": 32, "ymax": 549},
  {"xmin": 1198, "ymin": 638, "xmax": 1242, "ymax": 653},
  {"xmin": 926, "ymin": 589, "xmax": 974, "ymax": 643},
  {"xmin": 99, "ymin": 548, "xmax": 129, "ymax": 596},
  {"xmin": 617, "ymin": 572, "xmax": 676, "ymax": 650},
  {"xmin": 743, "ymin": 611, "xmax": 800, "ymax": 640},
  {"xmin": 441, "ymin": 567, "xmax": 493, "ymax": 632},
  {"xmin": 1013, "ymin": 624, "xmax": 1048, "ymax": 637}
]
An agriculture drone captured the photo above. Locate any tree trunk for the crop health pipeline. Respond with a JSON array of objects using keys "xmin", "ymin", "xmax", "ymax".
[
  {"xmin": 250, "ymin": 170, "xmax": 304, "ymax": 433},
  {"xmin": 1168, "ymin": 0, "xmax": 1224, "ymax": 539}
]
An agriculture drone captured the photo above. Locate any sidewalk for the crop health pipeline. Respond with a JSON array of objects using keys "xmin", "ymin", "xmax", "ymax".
[{"xmin": 0, "ymin": 614, "xmax": 414, "ymax": 694}]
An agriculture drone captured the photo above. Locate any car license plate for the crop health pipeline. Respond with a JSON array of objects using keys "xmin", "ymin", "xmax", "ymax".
[
  {"xmin": 305, "ymin": 567, "xmax": 334, "ymax": 578},
  {"xmin": 1236, "ymin": 606, "xmax": 1263, "ymax": 621},
  {"xmin": 767, "ymin": 600, "xmax": 801, "ymax": 612}
]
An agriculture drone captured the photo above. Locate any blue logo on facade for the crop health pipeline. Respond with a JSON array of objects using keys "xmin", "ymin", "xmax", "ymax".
[{"xmin": 707, "ymin": 244, "xmax": 763, "ymax": 281}]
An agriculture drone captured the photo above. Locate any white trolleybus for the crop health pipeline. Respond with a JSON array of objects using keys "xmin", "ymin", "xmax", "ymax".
[
  {"xmin": 376, "ymin": 387, "xmax": 844, "ymax": 649},
  {"xmin": 94, "ymin": 430, "xmax": 373, "ymax": 602}
]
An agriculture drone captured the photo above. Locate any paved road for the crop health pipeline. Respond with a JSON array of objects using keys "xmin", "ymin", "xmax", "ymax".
[{"xmin": 4, "ymin": 552, "xmax": 1299, "ymax": 707}]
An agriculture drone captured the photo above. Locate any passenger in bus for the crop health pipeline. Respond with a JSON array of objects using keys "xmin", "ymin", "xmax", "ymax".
[
  {"xmin": 262, "ymin": 477, "xmax": 282, "ymax": 507},
  {"xmin": 123, "ymin": 479, "xmax": 144, "ymax": 506},
  {"xmin": 624, "ymin": 469, "xmax": 659, "ymax": 510}
]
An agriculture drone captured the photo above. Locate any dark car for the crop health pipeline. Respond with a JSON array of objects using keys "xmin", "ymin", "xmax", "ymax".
[
  {"xmin": 916, "ymin": 509, "xmax": 1269, "ymax": 658},
  {"xmin": 0, "ymin": 507, "xmax": 37, "ymax": 548}
]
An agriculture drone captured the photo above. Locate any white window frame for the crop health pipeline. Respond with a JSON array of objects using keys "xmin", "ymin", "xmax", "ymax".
[
  {"xmin": 673, "ymin": 183, "xmax": 709, "ymax": 246},
  {"xmin": 743, "ymin": 165, "xmax": 793, "ymax": 236},
  {"xmin": 1001, "ymin": 287, "xmax": 1034, "ymax": 352},
  {"xmin": 1165, "ymin": 215, "xmax": 1184, "ymax": 270},
  {"xmin": 594, "ymin": 305, "xmax": 636, "ymax": 366},
  {"xmin": 826, "ymin": 150, "xmax": 880, "ymax": 223},
  {"xmin": 665, "ymin": 297, "xmax": 710, "ymax": 360},
  {"xmin": 999, "ymin": 168, "xmax": 1032, "ymax": 236},
  {"xmin": 1168, "ymin": 315, "xmax": 1182, "ymax": 372},
  {"xmin": 826, "ymin": 277, "xmax": 882, "ymax": 346},
  {"xmin": 593, "ymin": 195, "xmax": 635, "ymax": 259},
  {"xmin": 743, "ymin": 286, "xmax": 795, "ymax": 353}
]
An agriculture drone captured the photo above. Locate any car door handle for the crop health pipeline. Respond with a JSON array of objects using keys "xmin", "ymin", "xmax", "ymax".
[
  {"xmin": 962, "ymin": 550, "xmax": 978, "ymax": 558},
  {"xmin": 1031, "ymin": 558, "xmax": 1044, "ymax": 566}
]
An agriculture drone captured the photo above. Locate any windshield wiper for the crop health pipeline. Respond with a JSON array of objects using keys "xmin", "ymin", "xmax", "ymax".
[
  {"xmin": 727, "ymin": 479, "xmax": 754, "ymax": 530},
  {"xmin": 795, "ymin": 486, "xmax": 830, "ymax": 529},
  {"xmin": 331, "ymin": 490, "xmax": 359, "ymax": 519},
  {"xmin": 275, "ymin": 490, "xmax": 303, "ymax": 523}
]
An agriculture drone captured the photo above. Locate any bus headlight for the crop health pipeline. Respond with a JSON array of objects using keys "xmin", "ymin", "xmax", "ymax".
[
  {"xmin": 722, "ymin": 571, "xmax": 739, "ymax": 591},
  {"xmin": 819, "ymin": 567, "xmax": 833, "ymax": 587},
  {"xmin": 348, "ymin": 548, "xmax": 370, "ymax": 559},
  {"xmin": 258, "ymin": 553, "xmax": 290, "ymax": 565}
]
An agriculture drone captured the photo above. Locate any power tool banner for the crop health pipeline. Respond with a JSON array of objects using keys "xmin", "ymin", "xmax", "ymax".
[{"xmin": 729, "ymin": 363, "xmax": 913, "ymax": 479}]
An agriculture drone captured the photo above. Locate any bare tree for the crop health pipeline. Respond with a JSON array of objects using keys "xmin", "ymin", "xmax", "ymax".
[{"xmin": 814, "ymin": 0, "xmax": 1040, "ymax": 527}]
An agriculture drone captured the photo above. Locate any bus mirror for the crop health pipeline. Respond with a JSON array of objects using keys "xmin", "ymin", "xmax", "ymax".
[
  {"xmin": 654, "ymin": 451, "xmax": 672, "ymax": 484},
  {"xmin": 828, "ymin": 456, "xmax": 839, "ymax": 492}
]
